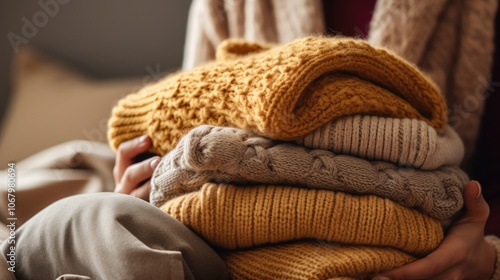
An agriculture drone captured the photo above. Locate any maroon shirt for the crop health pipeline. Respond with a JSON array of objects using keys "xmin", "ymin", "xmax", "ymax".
[{"xmin": 323, "ymin": 0, "xmax": 500, "ymax": 235}]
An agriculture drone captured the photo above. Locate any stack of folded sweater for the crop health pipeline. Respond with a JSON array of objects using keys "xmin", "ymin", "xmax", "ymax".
[{"xmin": 108, "ymin": 37, "xmax": 469, "ymax": 279}]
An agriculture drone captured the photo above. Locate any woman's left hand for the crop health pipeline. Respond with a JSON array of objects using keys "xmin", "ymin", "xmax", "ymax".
[{"xmin": 373, "ymin": 180, "xmax": 497, "ymax": 280}]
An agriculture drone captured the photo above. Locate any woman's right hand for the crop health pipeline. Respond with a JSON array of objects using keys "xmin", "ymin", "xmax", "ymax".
[{"xmin": 113, "ymin": 135, "xmax": 160, "ymax": 201}]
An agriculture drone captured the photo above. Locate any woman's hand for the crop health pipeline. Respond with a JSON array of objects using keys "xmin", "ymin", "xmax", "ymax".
[
  {"xmin": 113, "ymin": 135, "xmax": 160, "ymax": 201},
  {"xmin": 373, "ymin": 180, "xmax": 497, "ymax": 280}
]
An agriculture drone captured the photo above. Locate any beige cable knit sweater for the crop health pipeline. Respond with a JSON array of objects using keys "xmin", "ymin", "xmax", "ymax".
[{"xmin": 151, "ymin": 125, "xmax": 468, "ymax": 222}]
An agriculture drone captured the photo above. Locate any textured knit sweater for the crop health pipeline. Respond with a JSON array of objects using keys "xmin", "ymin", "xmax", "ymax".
[
  {"xmin": 297, "ymin": 115, "xmax": 464, "ymax": 170},
  {"xmin": 220, "ymin": 241, "xmax": 415, "ymax": 280},
  {"xmin": 161, "ymin": 183, "xmax": 443, "ymax": 256},
  {"xmin": 151, "ymin": 125, "xmax": 468, "ymax": 221},
  {"xmin": 183, "ymin": 0, "xmax": 498, "ymax": 169},
  {"xmin": 108, "ymin": 37, "xmax": 447, "ymax": 155}
]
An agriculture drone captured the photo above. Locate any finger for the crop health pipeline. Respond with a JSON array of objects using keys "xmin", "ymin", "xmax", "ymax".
[
  {"xmin": 462, "ymin": 180, "xmax": 490, "ymax": 224},
  {"xmin": 113, "ymin": 135, "xmax": 151, "ymax": 183},
  {"xmin": 115, "ymin": 156, "xmax": 160, "ymax": 194},
  {"xmin": 376, "ymin": 245, "xmax": 457, "ymax": 279},
  {"xmin": 130, "ymin": 181, "xmax": 151, "ymax": 201}
]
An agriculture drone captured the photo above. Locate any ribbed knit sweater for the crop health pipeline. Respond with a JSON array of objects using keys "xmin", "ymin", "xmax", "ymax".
[
  {"xmin": 108, "ymin": 37, "xmax": 447, "ymax": 155},
  {"xmin": 161, "ymin": 183, "xmax": 443, "ymax": 256},
  {"xmin": 297, "ymin": 115, "xmax": 464, "ymax": 170},
  {"xmin": 220, "ymin": 241, "xmax": 415, "ymax": 280},
  {"xmin": 151, "ymin": 125, "xmax": 468, "ymax": 221}
]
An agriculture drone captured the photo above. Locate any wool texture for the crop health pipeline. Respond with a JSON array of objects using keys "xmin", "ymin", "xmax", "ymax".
[
  {"xmin": 182, "ymin": 0, "xmax": 325, "ymax": 70},
  {"xmin": 151, "ymin": 125, "xmax": 468, "ymax": 221},
  {"xmin": 160, "ymin": 183, "xmax": 443, "ymax": 256},
  {"xmin": 368, "ymin": 0, "xmax": 498, "ymax": 167},
  {"xmin": 297, "ymin": 115, "xmax": 464, "ymax": 170},
  {"xmin": 219, "ymin": 241, "xmax": 416, "ymax": 280},
  {"xmin": 108, "ymin": 37, "xmax": 447, "ymax": 155},
  {"xmin": 182, "ymin": 0, "xmax": 498, "ymax": 169},
  {"xmin": 485, "ymin": 235, "xmax": 500, "ymax": 280}
]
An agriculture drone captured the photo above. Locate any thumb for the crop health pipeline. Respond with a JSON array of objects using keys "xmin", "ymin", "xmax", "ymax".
[{"xmin": 462, "ymin": 180, "xmax": 489, "ymax": 224}]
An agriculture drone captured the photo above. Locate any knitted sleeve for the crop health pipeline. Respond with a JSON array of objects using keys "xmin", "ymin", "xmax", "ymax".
[{"xmin": 486, "ymin": 235, "xmax": 500, "ymax": 280}]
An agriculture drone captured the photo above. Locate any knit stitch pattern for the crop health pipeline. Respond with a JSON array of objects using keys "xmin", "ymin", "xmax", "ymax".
[
  {"xmin": 108, "ymin": 36, "xmax": 447, "ymax": 155},
  {"xmin": 160, "ymin": 183, "xmax": 443, "ymax": 256},
  {"xmin": 151, "ymin": 125, "xmax": 468, "ymax": 221},
  {"xmin": 297, "ymin": 115, "xmax": 464, "ymax": 170},
  {"xmin": 220, "ymin": 241, "xmax": 415, "ymax": 280}
]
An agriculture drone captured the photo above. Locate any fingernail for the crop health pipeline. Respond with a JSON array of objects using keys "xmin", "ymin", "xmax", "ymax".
[
  {"xmin": 473, "ymin": 180, "xmax": 482, "ymax": 199},
  {"xmin": 150, "ymin": 157, "xmax": 160, "ymax": 168},
  {"xmin": 138, "ymin": 135, "xmax": 149, "ymax": 147},
  {"xmin": 372, "ymin": 277, "xmax": 391, "ymax": 280}
]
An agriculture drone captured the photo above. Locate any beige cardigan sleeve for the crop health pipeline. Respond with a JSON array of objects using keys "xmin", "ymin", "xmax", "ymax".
[
  {"xmin": 182, "ymin": 0, "xmax": 324, "ymax": 70},
  {"xmin": 486, "ymin": 235, "xmax": 500, "ymax": 280}
]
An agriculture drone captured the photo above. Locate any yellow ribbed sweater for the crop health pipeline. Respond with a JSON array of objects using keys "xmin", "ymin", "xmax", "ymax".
[
  {"xmin": 220, "ymin": 241, "xmax": 415, "ymax": 280},
  {"xmin": 161, "ymin": 183, "xmax": 443, "ymax": 256},
  {"xmin": 108, "ymin": 37, "xmax": 447, "ymax": 155}
]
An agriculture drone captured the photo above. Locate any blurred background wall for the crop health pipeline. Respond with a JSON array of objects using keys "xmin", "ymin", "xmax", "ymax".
[
  {"xmin": 0, "ymin": 0, "xmax": 191, "ymax": 130},
  {"xmin": 0, "ymin": 0, "xmax": 192, "ymax": 164}
]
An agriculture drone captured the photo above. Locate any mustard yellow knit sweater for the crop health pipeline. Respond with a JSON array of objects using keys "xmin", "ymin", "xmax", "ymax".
[
  {"xmin": 161, "ymin": 183, "xmax": 443, "ymax": 256},
  {"xmin": 108, "ymin": 37, "xmax": 446, "ymax": 155},
  {"xmin": 220, "ymin": 241, "xmax": 415, "ymax": 280}
]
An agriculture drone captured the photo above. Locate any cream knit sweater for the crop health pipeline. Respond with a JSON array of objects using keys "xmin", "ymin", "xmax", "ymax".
[{"xmin": 297, "ymin": 115, "xmax": 464, "ymax": 170}]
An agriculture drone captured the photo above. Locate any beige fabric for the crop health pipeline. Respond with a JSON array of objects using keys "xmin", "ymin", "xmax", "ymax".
[
  {"xmin": 182, "ymin": 0, "xmax": 324, "ymax": 70},
  {"xmin": 0, "ymin": 47, "xmax": 142, "ymax": 167},
  {"xmin": 0, "ymin": 222, "xmax": 8, "ymax": 243},
  {"xmin": 151, "ymin": 125, "xmax": 468, "ymax": 222},
  {"xmin": 297, "ymin": 115, "xmax": 464, "ymax": 170},
  {"xmin": 182, "ymin": 0, "xmax": 498, "ymax": 169},
  {"xmin": 0, "ymin": 193, "xmax": 230, "ymax": 280},
  {"xmin": 368, "ymin": 0, "xmax": 498, "ymax": 167},
  {"xmin": 0, "ymin": 254, "xmax": 15, "ymax": 280},
  {"xmin": 0, "ymin": 140, "xmax": 115, "ymax": 227},
  {"xmin": 486, "ymin": 235, "xmax": 500, "ymax": 280}
]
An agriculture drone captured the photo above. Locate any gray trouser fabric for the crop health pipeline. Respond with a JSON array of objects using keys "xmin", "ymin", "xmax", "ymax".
[{"xmin": 0, "ymin": 193, "xmax": 229, "ymax": 280}]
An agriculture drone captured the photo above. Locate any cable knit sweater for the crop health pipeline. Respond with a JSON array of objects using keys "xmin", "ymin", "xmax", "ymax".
[
  {"xmin": 107, "ymin": 37, "xmax": 447, "ymax": 155},
  {"xmin": 151, "ymin": 125, "xmax": 468, "ymax": 222}
]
